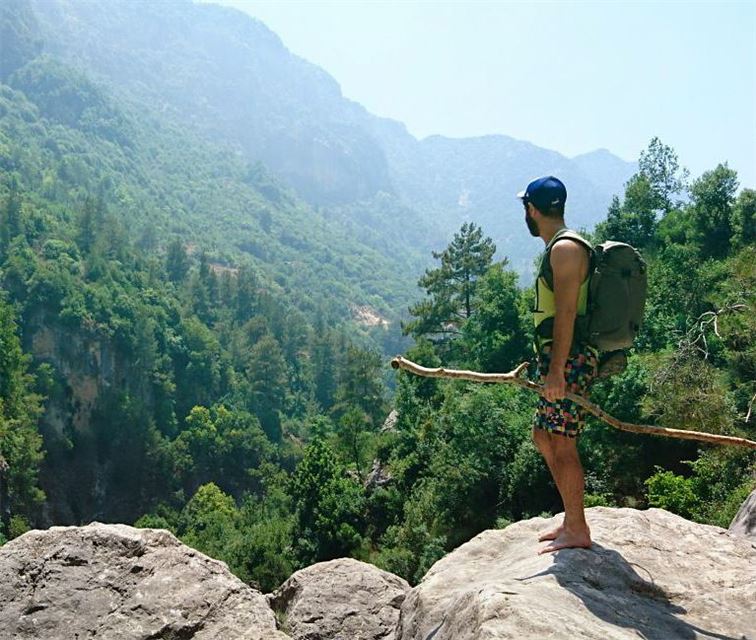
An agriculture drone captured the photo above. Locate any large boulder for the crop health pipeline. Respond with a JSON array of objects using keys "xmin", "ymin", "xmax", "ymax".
[
  {"xmin": 0, "ymin": 522, "xmax": 291, "ymax": 640},
  {"xmin": 395, "ymin": 507, "xmax": 755, "ymax": 640},
  {"xmin": 267, "ymin": 557, "xmax": 410, "ymax": 640},
  {"xmin": 729, "ymin": 488, "xmax": 756, "ymax": 540}
]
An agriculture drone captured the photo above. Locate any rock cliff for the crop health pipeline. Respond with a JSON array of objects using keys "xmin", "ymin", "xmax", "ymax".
[
  {"xmin": 729, "ymin": 489, "xmax": 756, "ymax": 541},
  {"xmin": 0, "ymin": 522, "xmax": 289, "ymax": 639},
  {"xmin": 0, "ymin": 507, "xmax": 753, "ymax": 639},
  {"xmin": 395, "ymin": 507, "xmax": 754, "ymax": 640}
]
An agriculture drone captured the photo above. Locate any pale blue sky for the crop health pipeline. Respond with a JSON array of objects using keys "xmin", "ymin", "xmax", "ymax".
[{"xmin": 216, "ymin": 0, "xmax": 756, "ymax": 188}]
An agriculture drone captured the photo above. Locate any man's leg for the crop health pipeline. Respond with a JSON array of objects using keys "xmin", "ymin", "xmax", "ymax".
[
  {"xmin": 532, "ymin": 427, "xmax": 564, "ymax": 541},
  {"xmin": 538, "ymin": 433, "xmax": 591, "ymax": 554}
]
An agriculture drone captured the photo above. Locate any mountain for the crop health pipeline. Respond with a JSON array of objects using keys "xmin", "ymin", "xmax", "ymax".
[
  {"xmin": 23, "ymin": 0, "xmax": 636, "ymax": 279},
  {"xmin": 369, "ymin": 126, "xmax": 636, "ymax": 273}
]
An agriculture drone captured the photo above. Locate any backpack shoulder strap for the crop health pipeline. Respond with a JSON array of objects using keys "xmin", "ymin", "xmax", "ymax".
[{"xmin": 540, "ymin": 229, "xmax": 594, "ymax": 289}]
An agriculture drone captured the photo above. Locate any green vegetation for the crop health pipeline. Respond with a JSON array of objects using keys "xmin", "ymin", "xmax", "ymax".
[{"xmin": 0, "ymin": 2, "xmax": 752, "ymax": 594}]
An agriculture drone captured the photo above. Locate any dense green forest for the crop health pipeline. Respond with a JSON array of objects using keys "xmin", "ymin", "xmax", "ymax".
[{"xmin": 1, "ymin": 122, "xmax": 753, "ymax": 589}]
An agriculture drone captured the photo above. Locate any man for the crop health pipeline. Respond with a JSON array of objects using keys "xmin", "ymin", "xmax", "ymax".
[{"xmin": 517, "ymin": 175, "xmax": 598, "ymax": 554}]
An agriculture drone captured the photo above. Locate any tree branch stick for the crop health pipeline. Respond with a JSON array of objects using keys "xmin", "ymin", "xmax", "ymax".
[{"xmin": 390, "ymin": 356, "xmax": 756, "ymax": 450}]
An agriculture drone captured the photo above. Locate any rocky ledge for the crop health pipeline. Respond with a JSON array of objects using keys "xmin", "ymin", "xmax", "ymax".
[{"xmin": 0, "ymin": 504, "xmax": 753, "ymax": 640}]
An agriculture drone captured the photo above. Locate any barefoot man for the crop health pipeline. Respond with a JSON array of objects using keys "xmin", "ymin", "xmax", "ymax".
[{"xmin": 517, "ymin": 176, "xmax": 598, "ymax": 554}]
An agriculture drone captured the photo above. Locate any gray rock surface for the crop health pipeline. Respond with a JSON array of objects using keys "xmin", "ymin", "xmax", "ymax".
[
  {"xmin": 395, "ymin": 507, "xmax": 756, "ymax": 640},
  {"xmin": 267, "ymin": 557, "xmax": 410, "ymax": 640},
  {"xmin": 0, "ymin": 522, "xmax": 291, "ymax": 640},
  {"xmin": 364, "ymin": 457, "xmax": 393, "ymax": 491},
  {"xmin": 380, "ymin": 409, "xmax": 398, "ymax": 433},
  {"xmin": 729, "ymin": 489, "xmax": 756, "ymax": 540}
]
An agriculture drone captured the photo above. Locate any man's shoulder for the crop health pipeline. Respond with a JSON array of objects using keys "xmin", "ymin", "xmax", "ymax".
[
  {"xmin": 552, "ymin": 229, "xmax": 591, "ymax": 247},
  {"xmin": 551, "ymin": 229, "xmax": 591, "ymax": 256},
  {"xmin": 550, "ymin": 240, "xmax": 587, "ymax": 270},
  {"xmin": 549, "ymin": 232, "xmax": 591, "ymax": 277}
]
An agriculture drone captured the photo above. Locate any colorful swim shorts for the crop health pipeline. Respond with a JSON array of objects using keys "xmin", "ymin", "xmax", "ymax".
[{"xmin": 532, "ymin": 342, "xmax": 599, "ymax": 438}]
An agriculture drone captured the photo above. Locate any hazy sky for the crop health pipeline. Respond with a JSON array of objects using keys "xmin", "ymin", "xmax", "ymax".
[{"xmin": 216, "ymin": 1, "xmax": 756, "ymax": 188}]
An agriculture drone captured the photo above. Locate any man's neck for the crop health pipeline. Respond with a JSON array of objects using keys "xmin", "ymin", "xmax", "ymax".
[{"xmin": 540, "ymin": 218, "xmax": 567, "ymax": 245}]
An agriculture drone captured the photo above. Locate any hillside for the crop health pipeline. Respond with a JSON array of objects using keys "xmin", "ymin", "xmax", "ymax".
[{"xmin": 24, "ymin": 0, "xmax": 635, "ymax": 276}]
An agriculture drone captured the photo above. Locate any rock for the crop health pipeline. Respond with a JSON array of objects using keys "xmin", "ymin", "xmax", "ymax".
[
  {"xmin": 267, "ymin": 557, "xmax": 410, "ymax": 640},
  {"xmin": 364, "ymin": 458, "xmax": 393, "ymax": 491},
  {"xmin": 381, "ymin": 409, "xmax": 398, "ymax": 433},
  {"xmin": 0, "ymin": 522, "xmax": 291, "ymax": 640},
  {"xmin": 729, "ymin": 489, "xmax": 756, "ymax": 540},
  {"xmin": 395, "ymin": 507, "xmax": 756, "ymax": 640}
]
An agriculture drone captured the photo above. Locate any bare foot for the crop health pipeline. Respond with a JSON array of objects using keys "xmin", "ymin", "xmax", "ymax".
[
  {"xmin": 537, "ymin": 524, "xmax": 564, "ymax": 542},
  {"xmin": 538, "ymin": 528, "xmax": 592, "ymax": 554}
]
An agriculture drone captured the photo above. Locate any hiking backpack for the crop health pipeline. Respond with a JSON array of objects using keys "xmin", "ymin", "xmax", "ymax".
[
  {"xmin": 539, "ymin": 230, "xmax": 648, "ymax": 374},
  {"xmin": 578, "ymin": 239, "xmax": 648, "ymax": 352}
]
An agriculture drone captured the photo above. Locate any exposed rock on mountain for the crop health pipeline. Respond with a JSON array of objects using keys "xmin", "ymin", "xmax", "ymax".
[
  {"xmin": 267, "ymin": 557, "xmax": 410, "ymax": 640},
  {"xmin": 0, "ymin": 522, "xmax": 291, "ymax": 639},
  {"xmin": 729, "ymin": 488, "xmax": 756, "ymax": 540},
  {"xmin": 364, "ymin": 457, "xmax": 394, "ymax": 490},
  {"xmin": 395, "ymin": 507, "xmax": 755, "ymax": 640}
]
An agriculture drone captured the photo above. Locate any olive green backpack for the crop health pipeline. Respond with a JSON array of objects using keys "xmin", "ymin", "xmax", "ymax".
[{"xmin": 541, "ymin": 230, "xmax": 648, "ymax": 376}]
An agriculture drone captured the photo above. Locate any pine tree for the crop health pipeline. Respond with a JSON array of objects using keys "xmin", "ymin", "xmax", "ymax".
[
  {"xmin": 166, "ymin": 238, "xmax": 189, "ymax": 283},
  {"xmin": 246, "ymin": 334, "xmax": 287, "ymax": 442},
  {"xmin": 403, "ymin": 222, "xmax": 495, "ymax": 357}
]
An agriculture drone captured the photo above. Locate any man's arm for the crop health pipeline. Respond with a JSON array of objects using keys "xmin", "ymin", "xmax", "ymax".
[{"xmin": 543, "ymin": 240, "xmax": 588, "ymax": 402}]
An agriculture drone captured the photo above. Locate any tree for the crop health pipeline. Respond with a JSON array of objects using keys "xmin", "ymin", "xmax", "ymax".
[
  {"xmin": 731, "ymin": 189, "xmax": 756, "ymax": 250},
  {"xmin": 235, "ymin": 265, "xmax": 257, "ymax": 323},
  {"xmin": 1, "ymin": 179, "xmax": 24, "ymax": 254},
  {"xmin": 289, "ymin": 437, "xmax": 366, "ymax": 565},
  {"xmin": 403, "ymin": 222, "xmax": 495, "ymax": 357},
  {"xmin": 596, "ymin": 138, "xmax": 689, "ymax": 248},
  {"xmin": 689, "ymin": 163, "xmax": 738, "ymax": 258},
  {"xmin": 173, "ymin": 404, "xmax": 273, "ymax": 497},
  {"xmin": 179, "ymin": 482, "xmax": 238, "ymax": 560},
  {"xmin": 245, "ymin": 334, "xmax": 287, "ymax": 442},
  {"xmin": 461, "ymin": 263, "xmax": 530, "ymax": 372},
  {"xmin": 638, "ymin": 136, "xmax": 689, "ymax": 214},
  {"xmin": 311, "ymin": 316, "xmax": 337, "ymax": 411},
  {"xmin": 0, "ymin": 295, "xmax": 45, "ymax": 534},
  {"xmin": 75, "ymin": 195, "xmax": 106, "ymax": 255},
  {"xmin": 331, "ymin": 345, "xmax": 387, "ymax": 427},
  {"xmin": 165, "ymin": 238, "xmax": 189, "ymax": 283},
  {"xmin": 172, "ymin": 318, "xmax": 225, "ymax": 424}
]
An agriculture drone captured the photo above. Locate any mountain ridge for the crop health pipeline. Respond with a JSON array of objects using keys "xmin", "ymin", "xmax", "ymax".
[{"xmin": 24, "ymin": 0, "xmax": 636, "ymax": 277}]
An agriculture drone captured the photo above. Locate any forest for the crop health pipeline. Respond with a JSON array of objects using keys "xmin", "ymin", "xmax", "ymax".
[{"xmin": 0, "ymin": 109, "xmax": 753, "ymax": 591}]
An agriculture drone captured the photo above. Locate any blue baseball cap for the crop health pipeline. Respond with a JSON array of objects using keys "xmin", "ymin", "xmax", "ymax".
[{"xmin": 516, "ymin": 176, "xmax": 567, "ymax": 211}]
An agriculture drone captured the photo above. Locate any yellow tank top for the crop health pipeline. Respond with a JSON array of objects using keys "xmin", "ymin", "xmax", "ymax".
[{"xmin": 532, "ymin": 229, "xmax": 591, "ymax": 348}]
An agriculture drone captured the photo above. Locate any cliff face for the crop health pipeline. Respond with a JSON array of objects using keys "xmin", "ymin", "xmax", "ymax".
[
  {"xmin": 1, "ymin": 506, "xmax": 753, "ymax": 640},
  {"xmin": 27, "ymin": 314, "xmax": 121, "ymax": 437},
  {"xmin": 23, "ymin": 312, "xmax": 156, "ymax": 526}
]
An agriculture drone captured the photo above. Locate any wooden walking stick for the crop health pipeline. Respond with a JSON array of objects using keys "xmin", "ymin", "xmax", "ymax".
[{"xmin": 390, "ymin": 356, "xmax": 756, "ymax": 450}]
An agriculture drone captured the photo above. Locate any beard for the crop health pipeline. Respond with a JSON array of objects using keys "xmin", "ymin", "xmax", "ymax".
[{"xmin": 525, "ymin": 211, "xmax": 540, "ymax": 237}]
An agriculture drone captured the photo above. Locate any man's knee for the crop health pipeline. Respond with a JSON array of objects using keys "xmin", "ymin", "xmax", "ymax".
[{"xmin": 551, "ymin": 434, "xmax": 580, "ymax": 463}]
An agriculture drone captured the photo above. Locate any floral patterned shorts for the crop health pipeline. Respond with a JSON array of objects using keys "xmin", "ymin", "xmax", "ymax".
[{"xmin": 532, "ymin": 342, "xmax": 599, "ymax": 438}]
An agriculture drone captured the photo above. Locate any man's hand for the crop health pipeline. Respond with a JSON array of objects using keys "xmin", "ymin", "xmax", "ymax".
[{"xmin": 544, "ymin": 367, "xmax": 567, "ymax": 402}]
